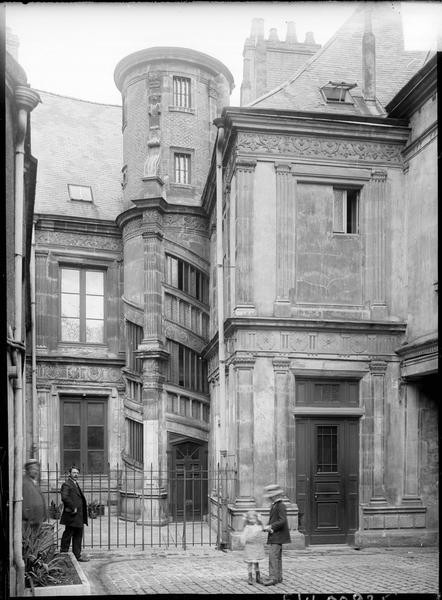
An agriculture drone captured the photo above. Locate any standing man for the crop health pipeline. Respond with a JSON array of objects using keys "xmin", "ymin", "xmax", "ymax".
[
  {"xmin": 261, "ymin": 484, "xmax": 291, "ymax": 586},
  {"xmin": 22, "ymin": 459, "xmax": 47, "ymax": 528},
  {"xmin": 60, "ymin": 466, "xmax": 89, "ymax": 562}
]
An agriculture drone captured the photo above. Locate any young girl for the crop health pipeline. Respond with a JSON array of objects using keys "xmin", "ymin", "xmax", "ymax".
[{"xmin": 240, "ymin": 510, "xmax": 266, "ymax": 584}]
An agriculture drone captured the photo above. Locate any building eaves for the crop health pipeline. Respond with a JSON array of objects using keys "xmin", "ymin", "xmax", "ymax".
[{"xmin": 386, "ymin": 53, "xmax": 437, "ymax": 118}]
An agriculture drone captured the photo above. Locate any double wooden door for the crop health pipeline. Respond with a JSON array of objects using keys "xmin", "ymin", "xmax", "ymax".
[
  {"xmin": 296, "ymin": 417, "xmax": 359, "ymax": 544},
  {"xmin": 168, "ymin": 440, "xmax": 208, "ymax": 521}
]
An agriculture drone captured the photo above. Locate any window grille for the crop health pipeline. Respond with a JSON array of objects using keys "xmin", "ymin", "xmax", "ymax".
[
  {"xmin": 174, "ymin": 152, "xmax": 191, "ymax": 184},
  {"xmin": 127, "ymin": 418, "xmax": 143, "ymax": 464},
  {"xmin": 173, "ymin": 76, "xmax": 191, "ymax": 108}
]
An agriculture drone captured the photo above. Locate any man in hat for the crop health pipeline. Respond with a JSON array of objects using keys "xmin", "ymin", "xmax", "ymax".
[
  {"xmin": 22, "ymin": 459, "xmax": 47, "ymax": 528},
  {"xmin": 60, "ymin": 466, "xmax": 89, "ymax": 562},
  {"xmin": 261, "ymin": 484, "xmax": 291, "ymax": 586}
]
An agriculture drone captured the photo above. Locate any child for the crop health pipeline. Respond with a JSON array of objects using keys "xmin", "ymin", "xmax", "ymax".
[{"xmin": 240, "ymin": 510, "xmax": 266, "ymax": 585}]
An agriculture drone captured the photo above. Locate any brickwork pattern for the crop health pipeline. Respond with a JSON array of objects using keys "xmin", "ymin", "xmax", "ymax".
[{"xmin": 80, "ymin": 547, "xmax": 439, "ymax": 595}]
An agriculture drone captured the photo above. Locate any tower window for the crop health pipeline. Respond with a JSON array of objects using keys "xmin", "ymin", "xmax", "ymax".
[
  {"xmin": 173, "ymin": 76, "xmax": 191, "ymax": 108},
  {"xmin": 333, "ymin": 188, "xmax": 359, "ymax": 234},
  {"xmin": 174, "ymin": 152, "xmax": 191, "ymax": 184}
]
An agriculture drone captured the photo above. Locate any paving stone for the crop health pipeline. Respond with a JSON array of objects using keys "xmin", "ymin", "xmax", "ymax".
[{"xmin": 79, "ymin": 546, "xmax": 439, "ymax": 595}]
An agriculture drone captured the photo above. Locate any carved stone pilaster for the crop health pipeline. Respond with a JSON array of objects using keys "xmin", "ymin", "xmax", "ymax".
[
  {"xmin": 402, "ymin": 383, "xmax": 423, "ymax": 505},
  {"xmin": 365, "ymin": 169, "xmax": 388, "ymax": 319},
  {"xmin": 234, "ymin": 354, "xmax": 256, "ymax": 508},
  {"xmin": 273, "ymin": 357, "xmax": 291, "ymax": 492},
  {"xmin": 369, "ymin": 360, "xmax": 388, "ymax": 504},
  {"xmin": 235, "ymin": 159, "xmax": 256, "ymax": 316},
  {"xmin": 274, "ymin": 162, "xmax": 295, "ymax": 316}
]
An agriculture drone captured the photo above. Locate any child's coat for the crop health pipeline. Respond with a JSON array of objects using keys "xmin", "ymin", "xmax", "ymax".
[{"xmin": 240, "ymin": 523, "xmax": 266, "ymax": 562}]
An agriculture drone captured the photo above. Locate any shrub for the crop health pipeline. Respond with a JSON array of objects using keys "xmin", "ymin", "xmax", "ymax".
[{"xmin": 22, "ymin": 522, "xmax": 68, "ymax": 590}]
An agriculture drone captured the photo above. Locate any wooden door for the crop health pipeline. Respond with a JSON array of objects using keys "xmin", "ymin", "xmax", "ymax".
[
  {"xmin": 296, "ymin": 417, "xmax": 359, "ymax": 544},
  {"xmin": 169, "ymin": 440, "xmax": 208, "ymax": 521},
  {"xmin": 61, "ymin": 397, "xmax": 108, "ymax": 473}
]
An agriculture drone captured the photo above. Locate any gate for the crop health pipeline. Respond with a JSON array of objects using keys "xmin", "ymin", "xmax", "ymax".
[{"xmin": 40, "ymin": 462, "xmax": 236, "ymax": 550}]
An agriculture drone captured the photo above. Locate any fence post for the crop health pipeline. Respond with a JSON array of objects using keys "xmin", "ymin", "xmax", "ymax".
[
  {"xmin": 182, "ymin": 467, "xmax": 187, "ymax": 550},
  {"xmin": 216, "ymin": 462, "xmax": 221, "ymax": 550},
  {"xmin": 107, "ymin": 463, "xmax": 111, "ymax": 550}
]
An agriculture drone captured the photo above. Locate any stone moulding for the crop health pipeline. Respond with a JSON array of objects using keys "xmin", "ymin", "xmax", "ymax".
[
  {"xmin": 236, "ymin": 131, "xmax": 403, "ymax": 163},
  {"xmin": 37, "ymin": 363, "xmax": 123, "ymax": 383}
]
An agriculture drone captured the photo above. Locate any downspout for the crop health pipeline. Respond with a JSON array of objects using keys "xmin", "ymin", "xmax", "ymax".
[
  {"xmin": 30, "ymin": 221, "xmax": 38, "ymax": 457},
  {"xmin": 213, "ymin": 118, "xmax": 226, "ymax": 464},
  {"xmin": 12, "ymin": 85, "xmax": 40, "ymax": 596}
]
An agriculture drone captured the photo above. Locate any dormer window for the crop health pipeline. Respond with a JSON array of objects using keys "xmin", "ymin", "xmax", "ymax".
[
  {"xmin": 68, "ymin": 184, "xmax": 93, "ymax": 202},
  {"xmin": 321, "ymin": 81, "xmax": 356, "ymax": 104}
]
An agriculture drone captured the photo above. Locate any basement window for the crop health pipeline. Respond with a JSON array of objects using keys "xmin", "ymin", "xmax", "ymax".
[
  {"xmin": 321, "ymin": 81, "xmax": 356, "ymax": 104},
  {"xmin": 333, "ymin": 188, "xmax": 359, "ymax": 234},
  {"xmin": 68, "ymin": 184, "xmax": 93, "ymax": 202}
]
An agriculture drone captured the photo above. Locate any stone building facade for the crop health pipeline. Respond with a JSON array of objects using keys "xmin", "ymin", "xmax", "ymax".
[{"xmin": 26, "ymin": 5, "xmax": 437, "ymax": 548}]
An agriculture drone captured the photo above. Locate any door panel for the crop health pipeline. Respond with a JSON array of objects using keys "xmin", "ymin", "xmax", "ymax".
[
  {"xmin": 296, "ymin": 416, "xmax": 359, "ymax": 544},
  {"xmin": 61, "ymin": 397, "xmax": 108, "ymax": 473},
  {"xmin": 169, "ymin": 440, "xmax": 208, "ymax": 521}
]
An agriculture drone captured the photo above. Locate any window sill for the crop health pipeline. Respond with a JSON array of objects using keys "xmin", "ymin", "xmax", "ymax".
[
  {"xmin": 332, "ymin": 232, "xmax": 360, "ymax": 237},
  {"xmin": 168, "ymin": 106, "xmax": 195, "ymax": 114}
]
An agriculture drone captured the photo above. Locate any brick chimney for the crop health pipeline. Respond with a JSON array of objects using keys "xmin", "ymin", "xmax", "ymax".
[
  {"xmin": 362, "ymin": 5, "xmax": 376, "ymax": 101},
  {"xmin": 286, "ymin": 21, "xmax": 298, "ymax": 44},
  {"xmin": 268, "ymin": 28, "xmax": 279, "ymax": 42},
  {"xmin": 251, "ymin": 18, "xmax": 265, "ymax": 44}
]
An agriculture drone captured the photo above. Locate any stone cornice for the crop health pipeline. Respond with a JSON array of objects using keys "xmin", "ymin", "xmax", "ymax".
[
  {"xmin": 116, "ymin": 199, "xmax": 207, "ymax": 231},
  {"xmin": 224, "ymin": 317, "xmax": 406, "ymax": 336},
  {"xmin": 395, "ymin": 335, "xmax": 438, "ymax": 359},
  {"xmin": 386, "ymin": 54, "xmax": 437, "ymax": 119}
]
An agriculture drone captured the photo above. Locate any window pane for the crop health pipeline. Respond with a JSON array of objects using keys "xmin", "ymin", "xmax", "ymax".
[
  {"xmin": 86, "ymin": 295, "xmax": 104, "ymax": 319},
  {"xmin": 88, "ymin": 451, "xmax": 104, "ymax": 473},
  {"xmin": 61, "ymin": 293, "xmax": 80, "ymax": 318},
  {"xmin": 64, "ymin": 402, "xmax": 80, "ymax": 424},
  {"xmin": 61, "ymin": 317, "xmax": 80, "ymax": 341},
  {"xmin": 86, "ymin": 319, "xmax": 104, "ymax": 343},
  {"xmin": 64, "ymin": 451, "xmax": 81, "ymax": 472},
  {"xmin": 64, "ymin": 426, "xmax": 81, "ymax": 449},
  {"xmin": 86, "ymin": 271, "xmax": 104, "ymax": 295},
  {"xmin": 333, "ymin": 190, "xmax": 345, "ymax": 232},
  {"xmin": 87, "ymin": 403, "xmax": 104, "ymax": 425},
  {"xmin": 317, "ymin": 425, "xmax": 338, "ymax": 472},
  {"xmin": 88, "ymin": 426, "xmax": 104, "ymax": 450},
  {"xmin": 61, "ymin": 269, "xmax": 80, "ymax": 293}
]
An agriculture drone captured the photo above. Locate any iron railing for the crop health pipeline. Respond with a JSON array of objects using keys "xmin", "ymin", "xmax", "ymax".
[{"xmin": 39, "ymin": 462, "xmax": 236, "ymax": 551}]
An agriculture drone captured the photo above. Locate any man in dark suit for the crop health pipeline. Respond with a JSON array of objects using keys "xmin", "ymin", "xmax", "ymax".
[
  {"xmin": 22, "ymin": 459, "xmax": 47, "ymax": 528},
  {"xmin": 60, "ymin": 466, "xmax": 89, "ymax": 562},
  {"xmin": 261, "ymin": 484, "xmax": 291, "ymax": 586}
]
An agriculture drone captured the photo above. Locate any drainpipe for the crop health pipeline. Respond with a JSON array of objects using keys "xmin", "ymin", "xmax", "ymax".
[
  {"xmin": 213, "ymin": 118, "xmax": 226, "ymax": 465},
  {"xmin": 30, "ymin": 221, "xmax": 38, "ymax": 457},
  {"xmin": 12, "ymin": 85, "xmax": 40, "ymax": 596}
]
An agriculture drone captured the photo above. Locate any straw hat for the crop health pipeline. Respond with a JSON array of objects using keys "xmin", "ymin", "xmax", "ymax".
[
  {"xmin": 24, "ymin": 459, "xmax": 40, "ymax": 469},
  {"xmin": 263, "ymin": 484, "xmax": 284, "ymax": 498}
]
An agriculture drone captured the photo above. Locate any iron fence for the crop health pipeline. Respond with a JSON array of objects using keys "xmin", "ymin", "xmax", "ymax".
[{"xmin": 40, "ymin": 462, "xmax": 237, "ymax": 551}]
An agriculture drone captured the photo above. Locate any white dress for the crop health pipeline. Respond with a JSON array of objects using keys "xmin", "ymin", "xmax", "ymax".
[{"xmin": 240, "ymin": 524, "xmax": 266, "ymax": 563}]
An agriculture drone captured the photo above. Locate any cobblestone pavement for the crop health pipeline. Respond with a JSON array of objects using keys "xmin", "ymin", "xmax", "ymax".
[{"xmin": 78, "ymin": 545, "xmax": 439, "ymax": 595}]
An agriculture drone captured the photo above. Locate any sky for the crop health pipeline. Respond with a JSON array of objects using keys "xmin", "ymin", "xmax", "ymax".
[{"xmin": 5, "ymin": 2, "xmax": 441, "ymax": 107}]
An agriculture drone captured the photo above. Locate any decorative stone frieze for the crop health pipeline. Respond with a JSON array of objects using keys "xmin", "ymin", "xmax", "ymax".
[
  {"xmin": 37, "ymin": 363, "xmax": 123, "ymax": 383},
  {"xmin": 232, "ymin": 330, "xmax": 402, "ymax": 357},
  {"xmin": 35, "ymin": 231, "xmax": 122, "ymax": 251},
  {"xmin": 121, "ymin": 217, "xmax": 143, "ymax": 240},
  {"xmin": 163, "ymin": 214, "xmax": 208, "ymax": 233},
  {"xmin": 236, "ymin": 132, "xmax": 403, "ymax": 163}
]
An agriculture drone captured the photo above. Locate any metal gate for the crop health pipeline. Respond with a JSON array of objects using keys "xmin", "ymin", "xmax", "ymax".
[{"xmin": 40, "ymin": 463, "xmax": 236, "ymax": 550}]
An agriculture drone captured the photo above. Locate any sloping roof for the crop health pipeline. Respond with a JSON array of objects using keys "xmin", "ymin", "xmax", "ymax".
[
  {"xmin": 249, "ymin": 3, "xmax": 428, "ymax": 113},
  {"xmin": 32, "ymin": 91, "xmax": 123, "ymax": 221}
]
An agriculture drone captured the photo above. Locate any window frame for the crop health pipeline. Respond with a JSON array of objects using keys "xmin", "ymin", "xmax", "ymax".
[
  {"xmin": 165, "ymin": 254, "xmax": 209, "ymax": 304},
  {"xmin": 332, "ymin": 187, "xmax": 360, "ymax": 235},
  {"xmin": 59, "ymin": 265, "xmax": 107, "ymax": 345},
  {"xmin": 174, "ymin": 152, "xmax": 191, "ymax": 185},
  {"xmin": 172, "ymin": 75, "xmax": 192, "ymax": 109}
]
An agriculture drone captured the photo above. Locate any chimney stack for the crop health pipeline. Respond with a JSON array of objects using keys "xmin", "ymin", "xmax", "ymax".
[
  {"xmin": 268, "ymin": 28, "xmax": 279, "ymax": 42},
  {"xmin": 304, "ymin": 31, "xmax": 316, "ymax": 45},
  {"xmin": 362, "ymin": 6, "xmax": 376, "ymax": 101},
  {"xmin": 251, "ymin": 18, "xmax": 265, "ymax": 44},
  {"xmin": 286, "ymin": 21, "xmax": 298, "ymax": 44}
]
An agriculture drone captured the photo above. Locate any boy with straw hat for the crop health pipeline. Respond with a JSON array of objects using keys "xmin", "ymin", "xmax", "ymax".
[{"xmin": 261, "ymin": 484, "xmax": 291, "ymax": 586}]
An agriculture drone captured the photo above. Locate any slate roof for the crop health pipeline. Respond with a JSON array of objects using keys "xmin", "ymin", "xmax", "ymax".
[
  {"xmin": 32, "ymin": 91, "xmax": 123, "ymax": 221},
  {"xmin": 249, "ymin": 4, "xmax": 429, "ymax": 114}
]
